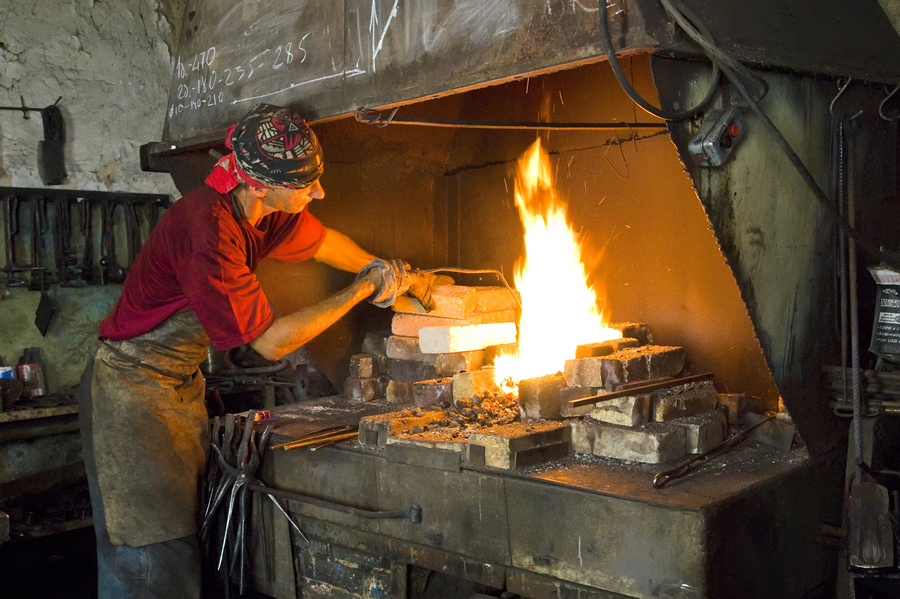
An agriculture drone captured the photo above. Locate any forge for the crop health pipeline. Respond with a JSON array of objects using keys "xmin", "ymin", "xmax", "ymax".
[{"xmin": 134, "ymin": 1, "xmax": 900, "ymax": 597}]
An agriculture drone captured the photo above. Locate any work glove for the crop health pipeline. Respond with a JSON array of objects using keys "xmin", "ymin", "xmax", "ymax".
[
  {"xmin": 405, "ymin": 272, "xmax": 455, "ymax": 311},
  {"xmin": 357, "ymin": 259, "xmax": 412, "ymax": 307}
]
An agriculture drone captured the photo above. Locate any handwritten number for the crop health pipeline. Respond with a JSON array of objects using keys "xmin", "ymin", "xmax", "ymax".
[
  {"xmin": 285, "ymin": 42, "xmax": 294, "ymax": 65},
  {"xmin": 273, "ymin": 46, "xmax": 284, "ymax": 70},
  {"xmin": 225, "ymin": 69, "xmax": 234, "ymax": 86},
  {"xmin": 206, "ymin": 46, "xmax": 216, "ymax": 66},
  {"xmin": 236, "ymin": 66, "xmax": 245, "ymax": 81},
  {"xmin": 297, "ymin": 33, "xmax": 310, "ymax": 63}
]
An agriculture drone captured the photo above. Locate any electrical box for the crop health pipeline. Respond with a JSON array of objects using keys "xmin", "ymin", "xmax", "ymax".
[{"xmin": 688, "ymin": 106, "xmax": 746, "ymax": 167}]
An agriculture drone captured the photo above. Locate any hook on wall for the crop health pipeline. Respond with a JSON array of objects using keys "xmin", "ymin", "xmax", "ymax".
[
  {"xmin": 879, "ymin": 85, "xmax": 900, "ymax": 122},
  {"xmin": 830, "ymin": 78, "xmax": 853, "ymax": 117}
]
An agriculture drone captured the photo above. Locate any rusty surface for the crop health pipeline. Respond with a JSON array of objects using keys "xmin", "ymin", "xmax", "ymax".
[{"xmin": 260, "ymin": 426, "xmax": 835, "ymax": 598}]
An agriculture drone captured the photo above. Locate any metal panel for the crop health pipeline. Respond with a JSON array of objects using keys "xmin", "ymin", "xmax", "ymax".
[
  {"xmin": 153, "ymin": 0, "xmax": 900, "ymax": 155},
  {"xmin": 650, "ymin": 56, "xmax": 877, "ymax": 455},
  {"xmin": 261, "ymin": 438, "xmax": 831, "ymax": 598},
  {"xmin": 504, "ymin": 477, "xmax": 706, "ymax": 597}
]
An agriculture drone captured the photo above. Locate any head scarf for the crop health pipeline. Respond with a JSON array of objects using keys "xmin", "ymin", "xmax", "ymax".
[{"xmin": 205, "ymin": 104, "xmax": 324, "ymax": 193}]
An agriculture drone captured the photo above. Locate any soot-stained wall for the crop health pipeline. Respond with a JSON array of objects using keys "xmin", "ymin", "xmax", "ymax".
[{"xmin": 256, "ymin": 56, "xmax": 779, "ymax": 406}]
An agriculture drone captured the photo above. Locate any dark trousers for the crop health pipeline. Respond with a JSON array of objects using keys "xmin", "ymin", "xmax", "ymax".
[{"xmin": 79, "ymin": 352, "xmax": 203, "ymax": 599}]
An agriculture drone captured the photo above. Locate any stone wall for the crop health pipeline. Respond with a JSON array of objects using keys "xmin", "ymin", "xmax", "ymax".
[
  {"xmin": 0, "ymin": 0, "xmax": 182, "ymax": 191},
  {"xmin": 0, "ymin": 0, "xmax": 184, "ymax": 391}
]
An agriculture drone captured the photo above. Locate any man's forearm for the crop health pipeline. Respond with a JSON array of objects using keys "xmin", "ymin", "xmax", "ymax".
[
  {"xmin": 250, "ymin": 275, "xmax": 377, "ymax": 360},
  {"xmin": 314, "ymin": 228, "xmax": 378, "ymax": 273}
]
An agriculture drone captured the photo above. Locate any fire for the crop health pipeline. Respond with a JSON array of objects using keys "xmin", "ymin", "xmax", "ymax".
[{"xmin": 494, "ymin": 139, "xmax": 620, "ymax": 393}]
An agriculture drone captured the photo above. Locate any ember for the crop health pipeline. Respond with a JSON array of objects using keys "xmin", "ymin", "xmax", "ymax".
[
  {"xmin": 393, "ymin": 388, "xmax": 520, "ymax": 442},
  {"xmin": 494, "ymin": 138, "xmax": 620, "ymax": 392}
]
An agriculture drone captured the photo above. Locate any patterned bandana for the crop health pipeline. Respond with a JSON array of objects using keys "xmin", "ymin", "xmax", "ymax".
[{"xmin": 205, "ymin": 104, "xmax": 324, "ymax": 193}]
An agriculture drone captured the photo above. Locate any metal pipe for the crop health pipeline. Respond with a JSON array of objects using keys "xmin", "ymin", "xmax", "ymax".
[
  {"xmin": 354, "ymin": 108, "xmax": 667, "ymax": 131},
  {"xmin": 847, "ymin": 122, "xmax": 865, "ymax": 476}
]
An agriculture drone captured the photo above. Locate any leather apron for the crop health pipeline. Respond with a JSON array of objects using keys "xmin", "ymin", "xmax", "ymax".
[{"xmin": 90, "ymin": 310, "xmax": 210, "ymax": 547}]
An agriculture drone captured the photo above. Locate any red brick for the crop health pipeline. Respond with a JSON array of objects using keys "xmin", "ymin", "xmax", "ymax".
[
  {"xmin": 560, "ymin": 386, "xmax": 599, "ymax": 417},
  {"xmin": 348, "ymin": 354, "xmax": 374, "ymax": 378},
  {"xmin": 518, "ymin": 373, "xmax": 565, "ymax": 420},
  {"xmin": 420, "ymin": 323, "xmax": 518, "ymax": 354},
  {"xmin": 385, "ymin": 336, "xmax": 484, "ymax": 375},
  {"xmin": 386, "ymin": 380, "xmax": 415, "ymax": 404},
  {"xmin": 575, "ymin": 337, "xmax": 640, "ymax": 359},
  {"xmin": 452, "ymin": 368, "xmax": 499, "ymax": 403},
  {"xmin": 391, "ymin": 285, "xmax": 477, "ymax": 318},
  {"xmin": 670, "ymin": 411, "xmax": 727, "ymax": 453},
  {"xmin": 716, "ymin": 393, "xmax": 768, "ymax": 424},
  {"xmin": 608, "ymin": 322, "xmax": 654, "ymax": 345},
  {"xmin": 473, "ymin": 286, "xmax": 521, "ymax": 313},
  {"xmin": 343, "ymin": 377, "xmax": 376, "ymax": 401},
  {"xmin": 591, "ymin": 394, "xmax": 651, "ymax": 427},
  {"xmin": 652, "ymin": 380, "xmax": 717, "ymax": 421},
  {"xmin": 389, "ymin": 359, "xmax": 439, "ymax": 383},
  {"xmin": 592, "ymin": 421, "xmax": 686, "ymax": 464},
  {"xmin": 412, "ymin": 378, "xmax": 453, "ymax": 408},
  {"xmin": 391, "ymin": 310, "xmax": 516, "ymax": 337}
]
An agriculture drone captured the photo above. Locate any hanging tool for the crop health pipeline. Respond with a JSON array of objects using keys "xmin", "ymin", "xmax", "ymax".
[
  {"xmin": 38, "ymin": 100, "xmax": 66, "ymax": 185},
  {"xmin": 2, "ymin": 196, "xmax": 26, "ymax": 287},
  {"xmin": 203, "ymin": 411, "xmax": 310, "ymax": 594}
]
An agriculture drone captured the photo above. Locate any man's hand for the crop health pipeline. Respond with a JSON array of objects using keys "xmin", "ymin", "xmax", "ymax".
[
  {"xmin": 356, "ymin": 259, "xmax": 412, "ymax": 307},
  {"xmin": 406, "ymin": 272, "xmax": 454, "ymax": 311}
]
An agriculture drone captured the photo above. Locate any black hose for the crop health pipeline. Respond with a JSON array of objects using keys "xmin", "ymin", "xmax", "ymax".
[
  {"xmin": 656, "ymin": 0, "xmax": 900, "ymax": 272},
  {"xmin": 598, "ymin": 0, "xmax": 719, "ymax": 120}
]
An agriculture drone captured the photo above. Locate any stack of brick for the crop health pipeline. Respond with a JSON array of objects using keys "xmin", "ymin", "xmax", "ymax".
[
  {"xmin": 344, "ymin": 285, "xmax": 520, "ymax": 407},
  {"xmin": 557, "ymin": 322, "xmax": 731, "ymax": 464},
  {"xmin": 342, "ymin": 350, "xmax": 390, "ymax": 402},
  {"xmin": 514, "ymin": 324, "xmax": 680, "ymax": 421}
]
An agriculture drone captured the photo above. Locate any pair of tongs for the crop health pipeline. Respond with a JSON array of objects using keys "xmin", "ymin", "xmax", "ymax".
[{"xmin": 652, "ymin": 412, "xmax": 777, "ymax": 488}]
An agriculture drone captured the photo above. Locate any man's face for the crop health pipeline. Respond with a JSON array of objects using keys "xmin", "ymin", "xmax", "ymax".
[{"xmin": 259, "ymin": 178, "xmax": 324, "ymax": 214}]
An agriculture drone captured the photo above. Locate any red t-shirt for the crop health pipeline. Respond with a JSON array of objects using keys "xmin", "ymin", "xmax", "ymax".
[{"xmin": 99, "ymin": 186, "xmax": 326, "ymax": 350}]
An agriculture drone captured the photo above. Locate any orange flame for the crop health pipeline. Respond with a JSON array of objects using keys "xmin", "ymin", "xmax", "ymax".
[{"xmin": 495, "ymin": 139, "xmax": 620, "ymax": 392}]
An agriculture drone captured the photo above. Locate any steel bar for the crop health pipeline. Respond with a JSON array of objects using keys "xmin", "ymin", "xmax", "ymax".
[
  {"xmin": 652, "ymin": 413, "xmax": 776, "ymax": 488},
  {"xmin": 248, "ymin": 483, "xmax": 422, "ymax": 522},
  {"xmin": 276, "ymin": 429, "xmax": 358, "ymax": 451},
  {"xmin": 569, "ymin": 372, "xmax": 714, "ymax": 407},
  {"xmin": 270, "ymin": 425, "xmax": 355, "ymax": 450}
]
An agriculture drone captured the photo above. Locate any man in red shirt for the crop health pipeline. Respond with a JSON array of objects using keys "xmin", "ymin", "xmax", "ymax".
[{"xmin": 78, "ymin": 104, "xmax": 438, "ymax": 598}]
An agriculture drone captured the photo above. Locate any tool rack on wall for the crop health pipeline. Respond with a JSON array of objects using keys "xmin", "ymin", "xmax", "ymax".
[{"xmin": 1, "ymin": 187, "xmax": 170, "ymax": 289}]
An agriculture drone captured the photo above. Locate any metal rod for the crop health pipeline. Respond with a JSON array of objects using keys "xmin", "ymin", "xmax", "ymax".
[
  {"xmin": 652, "ymin": 413, "xmax": 776, "ymax": 488},
  {"xmin": 375, "ymin": 118, "xmax": 668, "ymax": 131},
  {"xmin": 270, "ymin": 426, "xmax": 355, "ymax": 450},
  {"xmin": 247, "ymin": 484, "xmax": 422, "ymax": 522},
  {"xmin": 847, "ymin": 123, "xmax": 865, "ymax": 477},
  {"xmin": 354, "ymin": 107, "xmax": 667, "ymax": 131},
  {"xmin": 278, "ymin": 430, "xmax": 358, "ymax": 451},
  {"xmin": 569, "ymin": 372, "xmax": 714, "ymax": 407}
]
